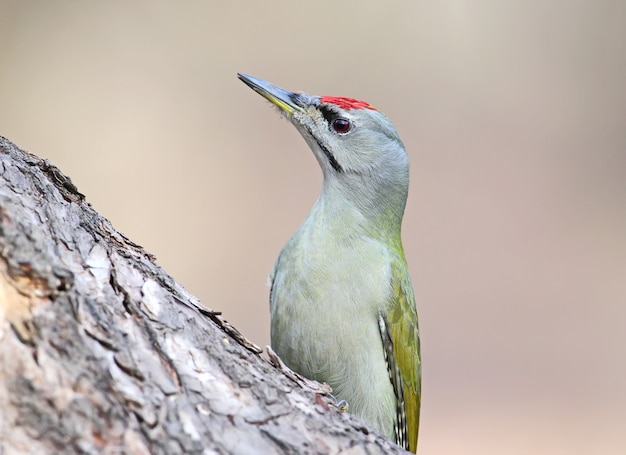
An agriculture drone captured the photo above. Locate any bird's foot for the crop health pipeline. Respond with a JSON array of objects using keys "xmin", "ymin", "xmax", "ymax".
[{"xmin": 332, "ymin": 397, "xmax": 349, "ymax": 413}]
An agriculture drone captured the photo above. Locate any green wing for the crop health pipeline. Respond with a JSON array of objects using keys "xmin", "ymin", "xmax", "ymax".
[{"xmin": 382, "ymin": 255, "xmax": 421, "ymax": 452}]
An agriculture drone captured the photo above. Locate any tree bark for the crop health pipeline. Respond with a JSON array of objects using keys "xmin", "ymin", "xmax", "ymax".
[{"xmin": 0, "ymin": 136, "xmax": 407, "ymax": 454}]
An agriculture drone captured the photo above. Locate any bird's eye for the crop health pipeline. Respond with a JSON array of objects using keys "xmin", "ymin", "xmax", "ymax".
[{"xmin": 331, "ymin": 118, "xmax": 351, "ymax": 134}]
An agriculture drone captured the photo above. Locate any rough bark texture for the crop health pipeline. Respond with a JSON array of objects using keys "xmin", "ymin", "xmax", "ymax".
[{"xmin": 0, "ymin": 136, "xmax": 408, "ymax": 455}]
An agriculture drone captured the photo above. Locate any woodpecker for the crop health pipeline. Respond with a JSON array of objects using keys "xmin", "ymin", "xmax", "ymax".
[{"xmin": 238, "ymin": 73, "xmax": 421, "ymax": 452}]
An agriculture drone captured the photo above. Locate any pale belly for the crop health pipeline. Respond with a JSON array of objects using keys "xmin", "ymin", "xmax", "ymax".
[{"xmin": 269, "ymin": 239, "xmax": 397, "ymax": 439}]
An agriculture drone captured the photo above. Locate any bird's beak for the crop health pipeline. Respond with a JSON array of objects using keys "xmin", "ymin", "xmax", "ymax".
[{"xmin": 238, "ymin": 73, "xmax": 305, "ymax": 115}]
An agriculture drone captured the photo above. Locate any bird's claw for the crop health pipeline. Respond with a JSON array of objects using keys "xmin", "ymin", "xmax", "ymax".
[{"xmin": 331, "ymin": 395, "xmax": 349, "ymax": 413}]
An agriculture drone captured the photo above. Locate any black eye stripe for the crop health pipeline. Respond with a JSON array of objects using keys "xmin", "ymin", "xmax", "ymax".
[
  {"xmin": 319, "ymin": 105, "xmax": 336, "ymax": 124},
  {"xmin": 320, "ymin": 105, "xmax": 352, "ymax": 134}
]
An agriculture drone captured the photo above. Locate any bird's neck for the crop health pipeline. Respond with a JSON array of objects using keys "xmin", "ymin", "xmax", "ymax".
[{"xmin": 308, "ymin": 180, "xmax": 407, "ymax": 250}]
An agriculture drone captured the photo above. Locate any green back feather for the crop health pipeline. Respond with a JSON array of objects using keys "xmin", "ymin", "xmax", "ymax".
[{"xmin": 388, "ymin": 254, "xmax": 421, "ymax": 452}]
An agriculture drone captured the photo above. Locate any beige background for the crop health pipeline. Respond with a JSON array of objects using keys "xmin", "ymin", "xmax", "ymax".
[{"xmin": 1, "ymin": 1, "xmax": 625, "ymax": 453}]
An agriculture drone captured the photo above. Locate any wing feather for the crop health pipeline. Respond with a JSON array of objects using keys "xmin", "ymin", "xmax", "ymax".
[{"xmin": 384, "ymin": 256, "xmax": 421, "ymax": 452}]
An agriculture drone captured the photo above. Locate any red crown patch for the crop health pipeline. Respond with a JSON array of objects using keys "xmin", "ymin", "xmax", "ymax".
[{"xmin": 320, "ymin": 96, "xmax": 376, "ymax": 111}]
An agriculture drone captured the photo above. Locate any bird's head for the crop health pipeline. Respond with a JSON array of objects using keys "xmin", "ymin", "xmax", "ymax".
[{"xmin": 238, "ymin": 73, "xmax": 410, "ymax": 229}]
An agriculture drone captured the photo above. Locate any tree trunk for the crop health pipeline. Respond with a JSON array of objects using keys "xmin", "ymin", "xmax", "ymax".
[{"xmin": 0, "ymin": 136, "xmax": 407, "ymax": 454}]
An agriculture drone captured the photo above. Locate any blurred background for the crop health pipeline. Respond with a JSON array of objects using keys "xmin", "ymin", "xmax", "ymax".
[{"xmin": 1, "ymin": 1, "xmax": 625, "ymax": 453}]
